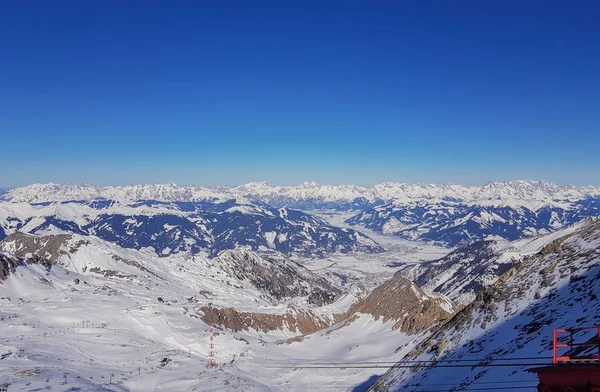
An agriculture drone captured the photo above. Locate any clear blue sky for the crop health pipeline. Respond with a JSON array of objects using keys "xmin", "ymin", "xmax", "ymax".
[{"xmin": 1, "ymin": 0, "xmax": 599, "ymax": 187}]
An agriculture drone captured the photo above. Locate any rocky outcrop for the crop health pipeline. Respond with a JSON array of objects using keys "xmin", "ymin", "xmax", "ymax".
[
  {"xmin": 0, "ymin": 231, "xmax": 82, "ymax": 262},
  {"xmin": 201, "ymin": 273, "xmax": 456, "ymax": 337},
  {"xmin": 215, "ymin": 249, "xmax": 340, "ymax": 305},
  {"xmin": 0, "ymin": 251, "xmax": 52, "ymax": 281},
  {"xmin": 199, "ymin": 306, "xmax": 331, "ymax": 335},
  {"xmin": 344, "ymin": 276, "xmax": 456, "ymax": 333},
  {"xmin": 0, "ymin": 253, "xmax": 25, "ymax": 280},
  {"xmin": 199, "ymin": 275, "xmax": 456, "ymax": 337}
]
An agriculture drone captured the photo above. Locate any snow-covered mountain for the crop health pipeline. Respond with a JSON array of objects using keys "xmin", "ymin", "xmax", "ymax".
[
  {"xmin": 5, "ymin": 180, "xmax": 600, "ymax": 248},
  {"xmin": 210, "ymin": 249, "xmax": 341, "ymax": 306},
  {"xmin": 368, "ymin": 218, "xmax": 600, "ymax": 391},
  {"xmin": 4, "ymin": 181, "xmax": 600, "ymax": 390},
  {"xmin": 0, "ymin": 229, "xmax": 454, "ymax": 391},
  {"xmin": 0, "ymin": 230, "xmax": 330, "ymax": 390},
  {"xmin": 5, "ymin": 180, "xmax": 600, "ymax": 209},
  {"xmin": 2, "ymin": 182, "xmax": 238, "ymax": 204},
  {"xmin": 397, "ymin": 222, "xmax": 585, "ymax": 305},
  {"xmin": 0, "ymin": 199, "xmax": 383, "ymax": 258},
  {"xmin": 0, "ymin": 232, "xmax": 342, "ymax": 308},
  {"xmin": 347, "ymin": 196, "xmax": 600, "ymax": 246}
]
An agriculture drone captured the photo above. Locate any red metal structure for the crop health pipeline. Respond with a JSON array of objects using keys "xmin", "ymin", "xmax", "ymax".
[
  {"xmin": 528, "ymin": 326, "xmax": 600, "ymax": 392},
  {"xmin": 207, "ymin": 322, "xmax": 217, "ymax": 368}
]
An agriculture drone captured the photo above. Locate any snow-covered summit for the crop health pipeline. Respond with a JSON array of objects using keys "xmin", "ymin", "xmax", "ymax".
[
  {"xmin": 5, "ymin": 180, "xmax": 600, "ymax": 208},
  {"xmin": 3, "ymin": 182, "xmax": 238, "ymax": 204},
  {"xmin": 5, "ymin": 181, "xmax": 599, "ymax": 249}
]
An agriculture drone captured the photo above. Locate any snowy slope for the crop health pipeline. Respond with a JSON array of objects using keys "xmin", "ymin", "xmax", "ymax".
[
  {"xmin": 0, "ymin": 232, "xmax": 344, "ymax": 310},
  {"xmin": 0, "ymin": 230, "xmax": 453, "ymax": 391},
  {"xmin": 368, "ymin": 218, "xmax": 600, "ymax": 391},
  {"xmin": 347, "ymin": 197, "xmax": 600, "ymax": 246},
  {"xmin": 0, "ymin": 253, "xmax": 263, "ymax": 391},
  {"xmin": 0, "ymin": 200, "xmax": 383, "ymax": 258},
  {"xmin": 0, "ymin": 252, "xmax": 26, "ymax": 280},
  {"xmin": 397, "ymin": 223, "xmax": 586, "ymax": 305}
]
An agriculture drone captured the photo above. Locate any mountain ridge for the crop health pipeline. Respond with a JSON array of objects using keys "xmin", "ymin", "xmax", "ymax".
[
  {"xmin": 368, "ymin": 217, "xmax": 600, "ymax": 391},
  {"xmin": 0, "ymin": 199, "xmax": 383, "ymax": 258},
  {"xmin": 5, "ymin": 180, "xmax": 600, "ymax": 208}
]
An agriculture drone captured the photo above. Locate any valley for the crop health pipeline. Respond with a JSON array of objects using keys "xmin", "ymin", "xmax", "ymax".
[{"xmin": 0, "ymin": 181, "xmax": 599, "ymax": 391}]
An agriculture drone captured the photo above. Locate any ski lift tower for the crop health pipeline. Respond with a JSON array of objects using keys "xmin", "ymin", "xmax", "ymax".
[{"xmin": 527, "ymin": 326, "xmax": 600, "ymax": 392}]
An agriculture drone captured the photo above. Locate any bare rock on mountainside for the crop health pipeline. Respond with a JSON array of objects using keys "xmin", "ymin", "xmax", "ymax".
[
  {"xmin": 199, "ymin": 306, "xmax": 332, "ymax": 335},
  {"xmin": 344, "ymin": 276, "xmax": 456, "ymax": 333},
  {"xmin": 396, "ymin": 220, "xmax": 590, "ymax": 306},
  {"xmin": 0, "ymin": 251, "xmax": 53, "ymax": 281},
  {"xmin": 0, "ymin": 231, "xmax": 82, "ymax": 262},
  {"xmin": 0, "ymin": 252, "xmax": 25, "ymax": 280},
  {"xmin": 215, "ymin": 249, "xmax": 341, "ymax": 306},
  {"xmin": 396, "ymin": 240, "xmax": 519, "ymax": 305},
  {"xmin": 202, "ymin": 275, "xmax": 456, "ymax": 337}
]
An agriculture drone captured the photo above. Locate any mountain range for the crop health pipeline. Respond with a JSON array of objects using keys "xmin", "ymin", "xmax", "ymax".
[
  {"xmin": 5, "ymin": 180, "xmax": 600, "ymax": 208},
  {"xmin": 1, "ymin": 180, "xmax": 600, "ymax": 391},
  {"xmin": 0, "ymin": 199, "xmax": 382, "ymax": 258},
  {"xmin": 3, "ymin": 180, "xmax": 600, "ymax": 248}
]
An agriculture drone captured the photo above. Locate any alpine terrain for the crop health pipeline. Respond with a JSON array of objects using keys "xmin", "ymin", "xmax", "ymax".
[{"xmin": 0, "ymin": 181, "xmax": 599, "ymax": 391}]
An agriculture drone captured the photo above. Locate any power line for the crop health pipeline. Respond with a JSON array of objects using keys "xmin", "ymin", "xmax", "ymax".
[
  {"xmin": 271, "ymin": 380, "xmax": 536, "ymax": 388},
  {"xmin": 245, "ymin": 356, "xmax": 552, "ymax": 366},
  {"xmin": 244, "ymin": 362, "xmax": 549, "ymax": 369},
  {"xmin": 408, "ymin": 387, "xmax": 537, "ymax": 392},
  {"xmin": 405, "ymin": 379, "xmax": 535, "ymax": 387},
  {"xmin": 274, "ymin": 386, "xmax": 538, "ymax": 391}
]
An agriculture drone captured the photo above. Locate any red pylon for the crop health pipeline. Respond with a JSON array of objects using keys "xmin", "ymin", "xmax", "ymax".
[{"xmin": 207, "ymin": 322, "xmax": 216, "ymax": 368}]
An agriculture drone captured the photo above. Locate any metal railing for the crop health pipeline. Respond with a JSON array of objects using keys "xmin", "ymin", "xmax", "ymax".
[{"xmin": 553, "ymin": 326, "xmax": 600, "ymax": 363}]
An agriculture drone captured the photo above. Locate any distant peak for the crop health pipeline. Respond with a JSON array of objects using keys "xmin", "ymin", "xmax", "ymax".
[
  {"xmin": 236, "ymin": 181, "xmax": 273, "ymax": 190},
  {"xmin": 245, "ymin": 181, "xmax": 272, "ymax": 186}
]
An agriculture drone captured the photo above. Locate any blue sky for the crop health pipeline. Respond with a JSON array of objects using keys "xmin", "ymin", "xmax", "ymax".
[{"xmin": 1, "ymin": 1, "xmax": 599, "ymax": 187}]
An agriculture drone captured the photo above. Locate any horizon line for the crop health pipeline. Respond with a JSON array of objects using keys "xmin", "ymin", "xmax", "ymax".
[{"xmin": 4, "ymin": 179, "xmax": 600, "ymax": 190}]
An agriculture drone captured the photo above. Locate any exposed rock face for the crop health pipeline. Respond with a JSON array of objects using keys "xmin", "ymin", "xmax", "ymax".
[
  {"xmin": 199, "ymin": 306, "xmax": 331, "ymax": 335},
  {"xmin": 200, "ymin": 274, "xmax": 456, "ymax": 337},
  {"xmin": 215, "ymin": 249, "xmax": 341, "ymax": 305},
  {"xmin": 0, "ymin": 251, "xmax": 52, "ymax": 281},
  {"xmin": 0, "ymin": 252, "xmax": 25, "ymax": 280},
  {"xmin": 344, "ymin": 276, "xmax": 456, "ymax": 333},
  {"xmin": 0, "ymin": 231, "xmax": 77, "ymax": 262}
]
